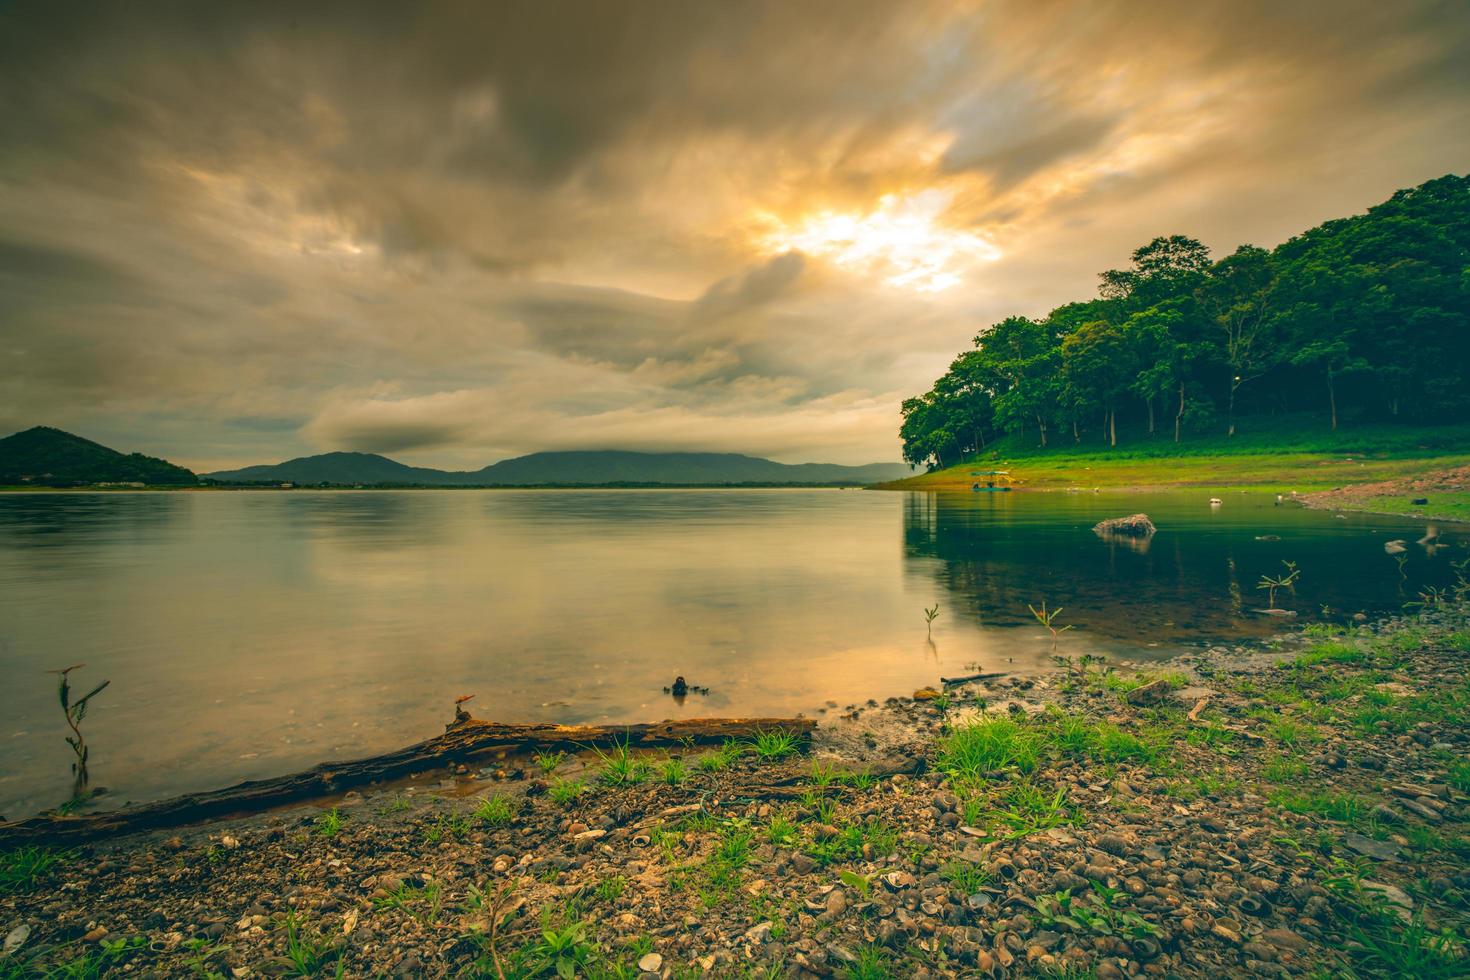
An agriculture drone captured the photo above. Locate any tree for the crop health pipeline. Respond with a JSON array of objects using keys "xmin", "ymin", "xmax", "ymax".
[
  {"xmin": 1061, "ymin": 319, "xmax": 1134, "ymax": 447},
  {"xmin": 902, "ymin": 174, "xmax": 1469, "ymax": 454},
  {"xmin": 1199, "ymin": 245, "xmax": 1278, "ymax": 436}
]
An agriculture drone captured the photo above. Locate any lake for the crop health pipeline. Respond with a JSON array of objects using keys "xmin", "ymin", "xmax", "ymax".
[{"xmin": 0, "ymin": 488, "xmax": 1459, "ymax": 818}]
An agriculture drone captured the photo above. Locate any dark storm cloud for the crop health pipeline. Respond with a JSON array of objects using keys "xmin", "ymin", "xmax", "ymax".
[
  {"xmin": 691, "ymin": 252, "xmax": 807, "ymax": 323},
  {"xmin": 0, "ymin": 0, "xmax": 1467, "ymax": 466}
]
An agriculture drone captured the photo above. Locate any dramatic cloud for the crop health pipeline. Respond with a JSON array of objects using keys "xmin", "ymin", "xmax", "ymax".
[{"xmin": 1, "ymin": 0, "xmax": 1467, "ymax": 468}]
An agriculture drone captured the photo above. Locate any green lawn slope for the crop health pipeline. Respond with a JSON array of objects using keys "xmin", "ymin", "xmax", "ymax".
[{"xmin": 876, "ymin": 417, "xmax": 1470, "ymax": 493}]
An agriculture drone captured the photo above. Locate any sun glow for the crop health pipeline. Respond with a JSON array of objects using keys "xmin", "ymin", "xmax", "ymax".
[{"xmin": 756, "ymin": 189, "xmax": 1000, "ymax": 292}]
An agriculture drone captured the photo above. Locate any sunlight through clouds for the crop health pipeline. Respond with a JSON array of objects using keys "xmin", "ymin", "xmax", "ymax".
[{"xmin": 754, "ymin": 189, "xmax": 1001, "ymax": 293}]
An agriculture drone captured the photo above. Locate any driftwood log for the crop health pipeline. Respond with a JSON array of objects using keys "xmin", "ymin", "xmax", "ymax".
[
  {"xmin": 939, "ymin": 671, "xmax": 1006, "ymax": 686},
  {"xmin": 0, "ymin": 716, "xmax": 816, "ymax": 846}
]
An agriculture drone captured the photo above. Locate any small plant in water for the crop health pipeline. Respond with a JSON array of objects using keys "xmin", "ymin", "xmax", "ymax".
[
  {"xmin": 1256, "ymin": 560, "xmax": 1301, "ymax": 611},
  {"xmin": 47, "ymin": 663, "xmax": 109, "ymax": 800},
  {"xmin": 923, "ymin": 603, "xmax": 939, "ymax": 636},
  {"xmin": 1028, "ymin": 601, "xmax": 1073, "ymax": 648}
]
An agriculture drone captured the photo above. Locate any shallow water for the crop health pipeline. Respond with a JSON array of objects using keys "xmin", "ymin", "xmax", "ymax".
[{"xmin": 0, "ymin": 488, "xmax": 1459, "ymax": 817}]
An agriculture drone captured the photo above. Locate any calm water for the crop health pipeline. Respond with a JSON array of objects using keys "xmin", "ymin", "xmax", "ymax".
[{"xmin": 0, "ymin": 489, "xmax": 1460, "ymax": 818}]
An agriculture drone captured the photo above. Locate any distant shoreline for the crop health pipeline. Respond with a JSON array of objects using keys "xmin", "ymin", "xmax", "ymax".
[{"xmin": 0, "ymin": 482, "xmax": 880, "ymax": 492}]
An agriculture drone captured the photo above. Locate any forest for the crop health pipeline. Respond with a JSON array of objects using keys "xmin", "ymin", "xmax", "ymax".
[{"xmin": 900, "ymin": 174, "xmax": 1470, "ymax": 469}]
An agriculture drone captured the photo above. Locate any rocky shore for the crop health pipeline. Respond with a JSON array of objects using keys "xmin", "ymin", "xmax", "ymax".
[
  {"xmin": 1302, "ymin": 464, "xmax": 1470, "ymax": 524},
  {"xmin": 3, "ymin": 611, "xmax": 1468, "ymax": 979}
]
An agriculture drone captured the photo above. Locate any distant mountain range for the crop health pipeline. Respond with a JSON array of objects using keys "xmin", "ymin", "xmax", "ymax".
[
  {"xmin": 0, "ymin": 427, "xmax": 909, "ymax": 486},
  {"xmin": 0, "ymin": 426, "xmax": 197, "ymax": 485},
  {"xmin": 204, "ymin": 450, "xmax": 910, "ymax": 486}
]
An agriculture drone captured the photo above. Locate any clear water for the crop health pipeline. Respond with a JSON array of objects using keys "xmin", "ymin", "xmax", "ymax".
[{"xmin": 0, "ymin": 488, "xmax": 1458, "ymax": 818}]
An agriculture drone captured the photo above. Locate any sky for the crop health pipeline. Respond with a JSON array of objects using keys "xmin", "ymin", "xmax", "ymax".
[{"xmin": 2, "ymin": 1, "xmax": 1468, "ymax": 471}]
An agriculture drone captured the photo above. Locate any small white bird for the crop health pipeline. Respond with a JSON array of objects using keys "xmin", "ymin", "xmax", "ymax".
[{"xmin": 1209, "ymin": 497, "xmax": 1222, "ymax": 506}]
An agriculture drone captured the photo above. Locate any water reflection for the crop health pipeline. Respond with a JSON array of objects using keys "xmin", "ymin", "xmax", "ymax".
[
  {"xmin": 903, "ymin": 491, "xmax": 1462, "ymax": 643},
  {"xmin": 0, "ymin": 488, "xmax": 1460, "ymax": 818}
]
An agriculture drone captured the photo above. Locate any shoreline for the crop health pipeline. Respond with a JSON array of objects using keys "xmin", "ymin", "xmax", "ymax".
[{"xmin": 2, "ymin": 610, "xmax": 1466, "ymax": 978}]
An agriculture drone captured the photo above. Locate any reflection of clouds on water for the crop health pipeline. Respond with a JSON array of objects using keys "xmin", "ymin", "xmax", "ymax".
[{"xmin": 0, "ymin": 489, "xmax": 1461, "ymax": 818}]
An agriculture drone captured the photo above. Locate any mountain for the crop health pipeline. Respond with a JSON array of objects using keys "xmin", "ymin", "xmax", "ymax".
[
  {"xmin": 202, "ymin": 451, "xmax": 458, "ymax": 486},
  {"xmin": 206, "ymin": 450, "xmax": 910, "ymax": 486},
  {"xmin": 0, "ymin": 427, "xmax": 197, "ymax": 485}
]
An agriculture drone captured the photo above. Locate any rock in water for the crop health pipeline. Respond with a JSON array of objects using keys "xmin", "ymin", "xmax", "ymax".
[{"xmin": 1092, "ymin": 514, "xmax": 1156, "ymax": 537}]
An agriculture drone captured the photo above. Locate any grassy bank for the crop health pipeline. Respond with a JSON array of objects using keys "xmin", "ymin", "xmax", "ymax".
[{"xmin": 877, "ymin": 419, "xmax": 1470, "ymax": 494}]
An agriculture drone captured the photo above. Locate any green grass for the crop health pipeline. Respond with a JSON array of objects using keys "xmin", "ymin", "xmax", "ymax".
[
  {"xmin": 422, "ymin": 813, "xmax": 471, "ymax": 842},
  {"xmin": 1448, "ymin": 760, "xmax": 1470, "ymax": 794},
  {"xmin": 549, "ymin": 777, "xmax": 587, "ymax": 804},
  {"xmin": 314, "ymin": 807, "xmax": 343, "ymax": 838},
  {"xmin": 766, "ymin": 814, "xmax": 798, "ymax": 847},
  {"xmin": 591, "ymin": 736, "xmax": 653, "ymax": 787},
  {"xmin": 473, "ymin": 795, "xmax": 514, "ymax": 827},
  {"xmin": 1349, "ymin": 491, "xmax": 1470, "ymax": 523},
  {"xmin": 1267, "ymin": 788, "xmax": 1368, "ymax": 822},
  {"xmin": 0, "ymin": 846, "xmax": 73, "ymax": 894},
  {"xmin": 748, "ymin": 729, "xmax": 801, "ymax": 761},
  {"xmin": 1293, "ymin": 641, "xmax": 1368, "ymax": 668},
  {"xmin": 593, "ymin": 874, "xmax": 627, "ymax": 903},
  {"xmin": 279, "ymin": 913, "xmax": 345, "ymax": 977},
  {"xmin": 534, "ymin": 750, "xmax": 567, "ymax": 774},
  {"xmin": 939, "ymin": 860, "xmax": 991, "ymax": 892},
  {"xmin": 695, "ymin": 740, "xmax": 745, "ymax": 773},
  {"xmin": 939, "ymin": 717, "xmax": 1039, "ymax": 777},
  {"xmin": 878, "ymin": 417, "xmax": 1470, "ymax": 492}
]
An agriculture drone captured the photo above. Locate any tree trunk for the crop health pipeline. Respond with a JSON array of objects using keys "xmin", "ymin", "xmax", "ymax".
[
  {"xmin": 1036, "ymin": 415, "xmax": 1048, "ymax": 448},
  {"xmin": 1227, "ymin": 380, "xmax": 1237, "ymax": 437},
  {"xmin": 1146, "ymin": 397, "xmax": 1155, "ymax": 435},
  {"xmin": 0, "ymin": 716, "xmax": 817, "ymax": 845},
  {"xmin": 1327, "ymin": 372, "xmax": 1338, "ymax": 431},
  {"xmin": 1175, "ymin": 381, "xmax": 1185, "ymax": 444},
  {"xmin": 1109, "ymin": 406, "xmax": 1117, "ymax": 447}
]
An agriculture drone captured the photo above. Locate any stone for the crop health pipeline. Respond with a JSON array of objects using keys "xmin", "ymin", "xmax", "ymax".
[
  {"xmin": 1398, "ymin": 799, "xmax": 1443, "ymax": 823},
  {"xmin": 1362, "ymin": 881, "xmax": 1413, "ymax": 922},
  {"xmin": 913, "ymin": 688, "xmax": 943, "ymax": 700},
  {"xmin": 1092, "ymin": 514, "xmax": 1156, "ymax": 537},
  {"xmin": 1261, "ymin": 928, "xmax": 1309, "ymax": 952},
  {"xmin": 1342, "ymin": 832, "xmax": 1400, "ymax": 861},
  {"xmin": 1123, "ymin": 680, "xmax": 1173, "ymax": 706},
  {"xmin": 638, "ymin": 952, "xmax": 663, "ymax": 972},
  {"xmin": 744, "ymin": 922, "xmax": 773, "ymax": 944},
  {"xmin": 824, "ymin": 890, "xmax": 848, "ymax": 918},
  {"xmin": 3, "ymin": 924, "xmax": 30, "ymax": 959}
]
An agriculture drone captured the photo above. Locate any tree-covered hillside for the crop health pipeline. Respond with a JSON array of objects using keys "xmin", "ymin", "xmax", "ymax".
[
  {"xmin": 900, "ymin": 174, "xmax": 1470, "ymax": 469},
  {"xmin": 0, "ymin": 427, "xmax": 197, "ymax": 485}
]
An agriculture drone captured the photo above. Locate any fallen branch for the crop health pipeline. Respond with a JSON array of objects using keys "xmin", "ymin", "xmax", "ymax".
[
  {"xmin": 940, "ymin": 672, "xmax": 1006, "ymax": 686},
  {"xmin": 0, "ymin": 716, "xmax": 815, "ymax": 846}
]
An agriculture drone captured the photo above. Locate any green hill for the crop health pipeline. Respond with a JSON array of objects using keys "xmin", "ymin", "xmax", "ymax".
[
  {"xmin": 0, "ymin": 427, "xmax": 197, "ymax": 486},
  {"xmin": 204, "ymin": 452, "xmax": 458, "ymax": 486},
  {"xmin": 206, "ymin": 450, "xmax": 909, "ymax": 486}
]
